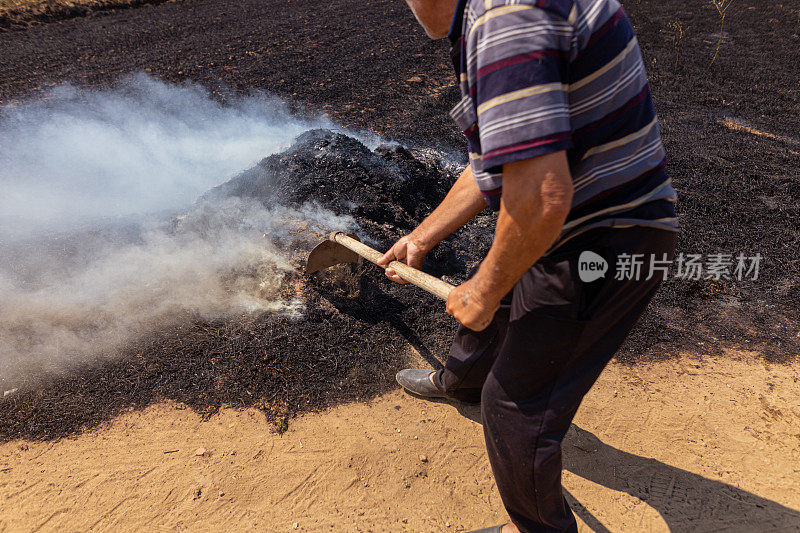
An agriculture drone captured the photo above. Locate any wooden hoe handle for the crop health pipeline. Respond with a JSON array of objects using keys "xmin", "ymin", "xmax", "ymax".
[{"xmin": 330, "ymin": 232, "xmax": 455, "ymax": 301}]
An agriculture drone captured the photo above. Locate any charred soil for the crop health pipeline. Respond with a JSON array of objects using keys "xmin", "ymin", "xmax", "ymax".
[{"xmin": 0, "ymin": 0, "xmax": 798, "ymax": 440}]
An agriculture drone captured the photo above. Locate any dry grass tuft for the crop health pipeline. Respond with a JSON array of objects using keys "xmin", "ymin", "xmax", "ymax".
[
  {"xmin": 709, "ymin": 0, "xmax": 735, "ymax": 67},
  {"xmin": 719, "ymin": 117, "xmax": 799, "ymax": 145},
  {"xmin": 667, "ymin": 20, "xmax": 688, "ymax": 69}
]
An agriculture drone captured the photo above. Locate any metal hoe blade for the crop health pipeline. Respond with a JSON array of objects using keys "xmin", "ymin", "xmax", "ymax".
[{"xmin": 305, "ymin": 237, "xmax": 362, "ymax": 275}]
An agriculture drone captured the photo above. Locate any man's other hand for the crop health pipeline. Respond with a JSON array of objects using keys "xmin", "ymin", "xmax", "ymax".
[
  {"xmin": 377, "ymin": 233, "xmax": 430, "ymax": 284},
  {"xmin": 446, "ymin": 277, "xmax": 500, "ymax": 331}
]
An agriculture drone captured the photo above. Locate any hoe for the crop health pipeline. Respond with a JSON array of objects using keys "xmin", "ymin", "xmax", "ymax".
[{"xmin": 305, "ymin": 232, "xmax": 454, "ymax": 301}]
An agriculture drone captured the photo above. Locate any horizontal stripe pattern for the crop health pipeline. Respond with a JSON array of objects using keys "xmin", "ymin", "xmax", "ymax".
[{"xmin": 447, "ymin": 0, "xmax": 678, "ymax": 247}]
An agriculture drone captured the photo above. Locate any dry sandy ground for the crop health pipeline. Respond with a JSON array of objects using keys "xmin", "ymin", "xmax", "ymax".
[{"xmin": 1, "ymin": 352, "xmax": 798, "ymax": 532}]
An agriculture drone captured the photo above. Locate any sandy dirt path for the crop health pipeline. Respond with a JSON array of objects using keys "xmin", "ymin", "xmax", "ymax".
[{"xmin": 1, "ymin": 353, "xmax": 798, "ymax": 532}]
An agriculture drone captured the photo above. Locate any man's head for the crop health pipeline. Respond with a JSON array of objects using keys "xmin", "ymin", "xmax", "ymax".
[{"xmin": 404, "ymin": 0, "xmax": 459, "ymax": 39}]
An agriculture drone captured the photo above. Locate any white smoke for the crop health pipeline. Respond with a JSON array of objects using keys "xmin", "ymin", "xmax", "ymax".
[
  {"xmin": 0, "ymin": 75, "xmax": 356, "ymax": 390},
  {"xmin": 0, "ymin": 73, "xmax": 328, "ymax": 238}
]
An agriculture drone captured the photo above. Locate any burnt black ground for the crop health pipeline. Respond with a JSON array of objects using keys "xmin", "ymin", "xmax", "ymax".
[
  {"xmin": 0, "ymin": 130, "xmax": 494, "ymax": 441},
  {"xmin": 0, "ymin": 0, "xmax": 799, "ymax": 440}
]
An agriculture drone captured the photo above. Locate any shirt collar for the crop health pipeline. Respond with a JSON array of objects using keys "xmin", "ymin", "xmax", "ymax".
[{"xmin": 448, "ymin": 0, "xmax": 469, "ymax": 44}]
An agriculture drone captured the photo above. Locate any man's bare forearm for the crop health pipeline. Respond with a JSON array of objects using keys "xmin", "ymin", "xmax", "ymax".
[
  {"xmin": 471, "ymin": 152, "xmax": 573, "ymax": 301},
  {"xmin": 412, "ymin": 165, "xmax": 487, "ymax": 250}
]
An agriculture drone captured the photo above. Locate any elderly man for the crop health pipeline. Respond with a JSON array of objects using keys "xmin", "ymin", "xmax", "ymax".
[{"xmin": 377, "ymin": 0, "xmax": 678, "ymax": 531}]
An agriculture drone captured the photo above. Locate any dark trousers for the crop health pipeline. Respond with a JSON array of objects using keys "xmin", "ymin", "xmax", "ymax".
[{"xmin": 432, "ymin": 226, "xmax": 677, "ymax": 532}]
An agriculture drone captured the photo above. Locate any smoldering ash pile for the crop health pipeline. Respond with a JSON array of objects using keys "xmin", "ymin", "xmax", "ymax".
[
  {"xmin": 0, "ymin": 76, "xmax": 346, "ymax": 389},
  {"xmin": 0, "ymin": 79, "xmax": 493, "ymax": 440}
]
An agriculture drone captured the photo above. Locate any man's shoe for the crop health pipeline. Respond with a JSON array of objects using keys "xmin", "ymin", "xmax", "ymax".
[{"xmin": 395, "ymin": 369, "xmax": 447, "ymax": 399}]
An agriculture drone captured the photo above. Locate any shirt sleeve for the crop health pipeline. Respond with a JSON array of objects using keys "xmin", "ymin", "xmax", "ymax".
[{"xmin": 469, "ymin": 4, "xmax": 574, "ymax": 171}]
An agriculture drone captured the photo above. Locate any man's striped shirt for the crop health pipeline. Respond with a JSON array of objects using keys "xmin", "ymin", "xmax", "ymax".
[{"xmin": 448, "ymin": 0, "xmax": 678, "ymax": 249}]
